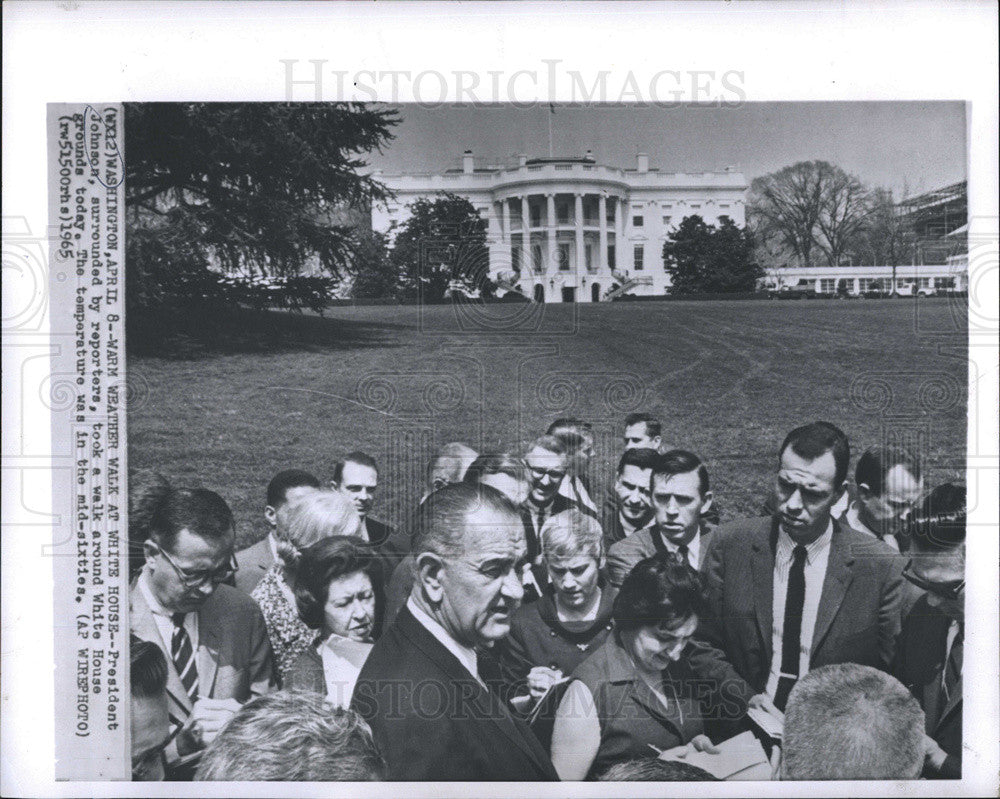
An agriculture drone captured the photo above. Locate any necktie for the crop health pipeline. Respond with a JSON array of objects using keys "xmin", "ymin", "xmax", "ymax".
[
  {"xmin": 774, "ymin": 545, "xmax": 808, "ymax": 711},
  {"xmin": 171, "ymin": 612, "xmax": 199, "ymax": 706},
  {"xmin": 942, "ymin": 625, "xmax": 963, "ymax": 703},
  {"xmin": 676, "ymin": 543, "xmax": 691, "ymax": 569}
]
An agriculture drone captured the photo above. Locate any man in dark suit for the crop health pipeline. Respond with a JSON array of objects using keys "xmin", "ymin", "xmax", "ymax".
[
  {"xmin": 601, "ymin": 447, "xmax": 657, "ymax": 548},
  {"xmin": 842, "ymin": 443, "xmax": 924, "ymax": 553},
  {"xmin": 130, "ymin": 488, "xmax": 274, "ymax": 774},
  {"xmin": 894, "ymin": 483, "xmax": 966, "ymax": 778},
  {"xmin": 700, "ymin": 422, "xmax": 904, "ymax": 713},
  {"xmin": 606, "ymin": 449, "xmax": 714, "ymax": 586},
  {"xmin": 234, "ymin": 469, "xmax": 320, "ymax": 594},
  {"xmin": 352, "ymin": 483, "xmax": 558, "ymax": 781},
  {"xmin": 332, "ymin": 451, "xmax": 400, "ymax": 562}
]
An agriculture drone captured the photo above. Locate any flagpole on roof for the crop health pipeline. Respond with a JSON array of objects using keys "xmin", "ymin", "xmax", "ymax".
[{"xmin": 548, "ymin": 103, "xmax": 554, "ymax": 158}]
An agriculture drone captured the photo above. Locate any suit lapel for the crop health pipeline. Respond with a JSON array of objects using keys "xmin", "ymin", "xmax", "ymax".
[
  {"xmin": 129, "ymin": 582, "xmax": 193, "ymax": 722},
  {"xmin": 810, "ymin": 521, "xmax": 855, "ymax": 662},
  {"xmin": 749, "ymin": 521, "xmax": 776, "ymax": 663},
  {"xmin": 197, "ymin": 598, "xmax": 221, "ymax": 699},
  {"xmin": 397, "ymin": 607, "xmax": 550, "ymax": 775}
]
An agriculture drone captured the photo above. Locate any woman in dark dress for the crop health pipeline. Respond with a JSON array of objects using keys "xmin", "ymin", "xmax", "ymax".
[
  {"xmin": 550, "ymin": 552, "xmax": 743, "ymax": 780},
  {"xmin": 284, "ymin": 535, "xmax": 382, "ymax": 707},
  {"xmin": 496, "ymin": 509, "xmax": 615, "ymax": 705}
]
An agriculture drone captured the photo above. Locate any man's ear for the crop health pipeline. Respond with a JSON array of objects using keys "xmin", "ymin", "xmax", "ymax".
[
  {"xmin": 700, "ymin": 490, "xmax": 714, "ymax": 517},
  {"xmin": 263, "ymin": 504, "xmax": 278, "ymax": 528},
  {"xmin": 652, "ymin": 436, "xmax": 662, "ymax": 450},
  {"xmin": 415, "ymin": 551, "xmax": 446, "ymax": 604},
  {"xmin": 855, "ymin": 481, "xmax": 872, "ymax": 501}
]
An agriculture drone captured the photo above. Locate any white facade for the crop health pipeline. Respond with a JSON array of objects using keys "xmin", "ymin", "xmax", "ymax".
[
  {"xmin": 372, "ymin": 152, "xmax": 747, "ymax": 302},
  {"xmin": 760, "ymin": 263, "xmax": 969, "ymax": 294}
]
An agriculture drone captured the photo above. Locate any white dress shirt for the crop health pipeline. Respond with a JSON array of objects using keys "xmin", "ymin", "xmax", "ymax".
[
  {"xmin": 319, "ymin": 633, "xmax": 374, "ymax": 708},
  {"xmin": 845, "ymin": 502, "xmax": 900, "ymax": 552},
  {"xmin": 661, "ymin": 530, "xmax": 702, "ymax": 570},
  {"xmin": 765, "ymin": 521, "xmax": 833, "ymax": 698},
  {"xmin": 138, "ymin": 567, "xmax": 199, "ymax": 654},
  {"xmin": 407, "ymin": 597, "xmax": 484, "ymax": 687}
]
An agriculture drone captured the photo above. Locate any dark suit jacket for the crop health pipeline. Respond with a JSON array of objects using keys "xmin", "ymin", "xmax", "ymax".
[
  {"xmin": 233, "ymin": 537, "xmax": 274, "ymax": 595},
  {"xmin": 599, "ymin": 498, "xmax": 654, "ymax": 549},
  {"xmin": 605, "ymin": 526, "xmax": 713, "ymax": 588},
  {"xmin": 700, "ymin": 515, "xmax": 904, "ymax": 693},
  {"xmin": 894, "ymin": 596, "xmax": 962, "ymax": 777},
  {"xmin": 129, "ymin": 580, "xmax": 275, "ymax": 765},
  {"xmin": 351, "ymin": 605, "xmax": 558, "ymax": 781}
]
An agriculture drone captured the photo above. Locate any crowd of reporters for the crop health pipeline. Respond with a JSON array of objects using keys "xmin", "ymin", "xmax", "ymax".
[{"xmin": 128, "ymin": 414, "xmax": 966, "ymax": 782}]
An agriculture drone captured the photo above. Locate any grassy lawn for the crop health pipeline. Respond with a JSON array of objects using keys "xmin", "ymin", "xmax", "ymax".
[{"xmin": 127, "ymin": 298, "xmax": 968, "ymax": 549}]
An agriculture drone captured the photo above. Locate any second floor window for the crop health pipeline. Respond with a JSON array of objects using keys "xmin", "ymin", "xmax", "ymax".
[{"xmin": 632, "ymin": 214, "xmax": 644, "ymax": 227}]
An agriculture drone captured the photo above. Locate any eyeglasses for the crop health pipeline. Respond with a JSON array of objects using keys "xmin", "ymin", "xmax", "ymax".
[
  {"xmin": 902, "ymin": 560, "xmax": 964, "ymax": 601},
  {"xmin": 131, "ymin": 725, "xmax": 180, "ymax": 780},
  {"xmin": 156, "ymin": 545, "xmax": 238, "ymax": 589},
  {"xmin": 526, "ymin": 464, "xmax": 566, "ymax": 483}
]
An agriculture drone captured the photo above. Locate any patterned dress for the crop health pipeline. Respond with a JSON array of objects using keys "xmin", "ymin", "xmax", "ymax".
[{"xmin": 251, "ymin": 565, "xmax": 315, "ymax": 685}]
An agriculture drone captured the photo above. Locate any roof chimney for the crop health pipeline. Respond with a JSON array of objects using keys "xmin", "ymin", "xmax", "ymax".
[
  {"xmin": 462, "ymin": 150, "xmax": 474, "ymax": 174},
  {"xmin": 585, "ymin": 149, "xmax": 594, "ymax": 161},
  {"xmin": 636, "ymin": 153, "xmax": 649, "ymax": 173},
  {"xmin": 517, "ymin": 153, "xmax": 527, "ymax": 167}
]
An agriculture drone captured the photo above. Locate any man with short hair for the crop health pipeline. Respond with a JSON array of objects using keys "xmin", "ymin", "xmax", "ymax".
[
  {"xmin": 196, "ymin": 691, "xmax": 386, "ymax": 781},
  {"xmin": 893, "ymin": 483, "xmax": 966, "ymax": 778},
  {"xmin": 130, "ymin": 489, "xmax": 274, "ymax": 773},
  {"xmin": 844, "ymin": 444, "xmax": 924, "ymax": 552},
  {"xmin": 521, "ymin": 435, "xmax": 591, "ymax": 561},
  {"xmin": 606, "ymin": 449, "xmax": 713, "ymax": 586},
  {"xmin": 352, "ymin": 483, "xmax": 558, "ymax": 781},
  {"xmin": 623, "ymin": 412, "xmax": 662, "ymax": 451},
  {"xmin": 130, "ymin": 637, "xmax": 171, "ymax": 781},
  {"xmin": 234, "ymin": 469, "xmax": 320, "ymax": 594},
  {"xmin": 602, "ymin": 447, "xmax": 658, "ymax": 547},
  {"xmin": 332, "ymin": 451, "xmax": 395, "ymax": 549},
  {"xmin": 778, "ymin": 663, "xmax": 925, "ymax": 780},
  {"xmin": 701, "ymin": 422, "xmax": 904, "ymax": 712}
]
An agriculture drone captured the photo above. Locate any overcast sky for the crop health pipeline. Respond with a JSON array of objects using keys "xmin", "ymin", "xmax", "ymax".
[{"xmin": 368, "ymin": 102, "xmax": 966, "ymax": 198}]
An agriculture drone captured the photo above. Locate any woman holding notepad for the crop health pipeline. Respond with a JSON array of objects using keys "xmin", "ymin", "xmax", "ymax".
[
  {"xmin": 550, "ymin": 552, "xmax": 743, "ymax": 780},
  {"xmin": 494, "ymin": 510, "xmax": 616, "ymax": 706}
]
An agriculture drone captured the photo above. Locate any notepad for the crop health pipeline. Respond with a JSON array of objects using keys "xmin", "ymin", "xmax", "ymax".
[
  {"xmin": 747, "ymin": 705, "xmax": 785, "ymax": 741},
  {"xmin": 658, "ymin": 730, "xmax": 771, "ymax": 781}
]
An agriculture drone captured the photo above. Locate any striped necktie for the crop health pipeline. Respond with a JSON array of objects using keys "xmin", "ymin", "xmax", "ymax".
[{"xmin": 171, "ymin": 612, "xmax": 199, "ymax": 705}]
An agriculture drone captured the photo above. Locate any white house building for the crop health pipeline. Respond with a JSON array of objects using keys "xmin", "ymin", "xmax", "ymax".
[{"xmin": 371, "ymin": 151, "xmax": 747, "ymax": 303}]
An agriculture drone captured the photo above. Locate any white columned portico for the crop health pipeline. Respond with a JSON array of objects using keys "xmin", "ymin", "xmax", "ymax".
[
  {"xmin": 613, "ymin": 197, "xmax": 623, "ymax": 271},
  {"xmin": 598, "ymin": 194, "xmax": 608, "ymax": 271},
  {"xmin": 501, "ymin": 199, "xmax": 511, "ymax": 245},
  {"xmin": 520, "ymin": 196, "xmax": 531, "ymax": 273},
  {"xmin": 546, "ymin": 193, "xmax": 557, "ymax": 273},
  {"xmin": 574, "ymin": 193, "xmax": 585, "ymax": 272}
]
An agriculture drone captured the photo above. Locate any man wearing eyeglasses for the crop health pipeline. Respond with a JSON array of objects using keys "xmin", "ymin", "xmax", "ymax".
[
  {"xmin": 520, "ymin": 435, "xmax": 596, "ymax": 601},
  {"xmin": 129, "ymin": 487, "xmax": 274, "ymax": 777},
  {"xmin": 893, "ymin": 483, "xmax": 966, "ymax": 778}
]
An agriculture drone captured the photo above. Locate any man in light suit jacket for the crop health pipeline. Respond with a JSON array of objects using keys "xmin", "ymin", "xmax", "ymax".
[
  {"xmin": 606, "ymin": 449, "xmax": 714, "ymax": 586},
  {"xmin": 352, "ymin": 483, "xmax": 558, "ymax": 781},
  {"xmin": 700, "ymin": 422, "xmax": 904, "ymax": 712},
  {"xmin": 234, "ymin": 468, "xmax": 320, "ymax": 594},
  {"xmin": 130, "ymin": 487, "xmax": 274, "ymax": 775}
]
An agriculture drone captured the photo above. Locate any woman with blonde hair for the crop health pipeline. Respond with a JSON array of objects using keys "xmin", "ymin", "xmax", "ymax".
[{"xmin": 251, "ymin": 488, "xmax": 362, "ymax": 682}]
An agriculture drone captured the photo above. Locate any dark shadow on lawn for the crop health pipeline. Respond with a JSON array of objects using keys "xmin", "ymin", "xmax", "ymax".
[{"xmin": 127, "ymin": 305, "xmax": 410, "ymax": 360}]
